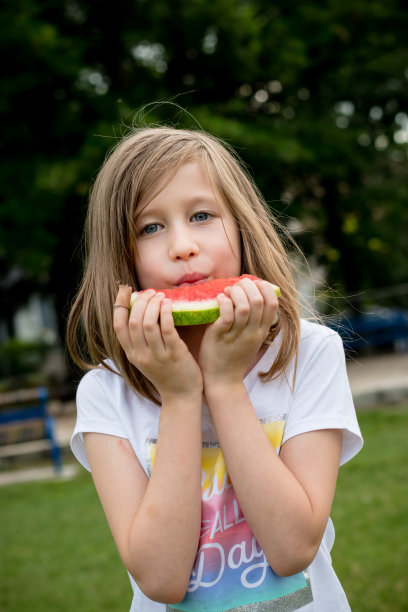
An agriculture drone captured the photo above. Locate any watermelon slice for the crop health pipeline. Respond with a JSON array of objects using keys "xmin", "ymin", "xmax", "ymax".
[{"xmin": 130, "ymin": 274, "xmax": 280, "ymax": 326}]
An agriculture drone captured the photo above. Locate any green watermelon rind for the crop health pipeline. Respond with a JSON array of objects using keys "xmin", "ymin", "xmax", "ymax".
[
  {"xmin": 172, "ymin": 307, "xmax": 220, "ymax": 326},
  {"xmin": 129, "ymin": 275, "xmax": 280, "ymax": 326}
]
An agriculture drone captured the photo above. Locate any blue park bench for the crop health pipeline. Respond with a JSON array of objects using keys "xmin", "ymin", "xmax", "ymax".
[{"xmin": 0, "ymin": 386, "xmax": 62, "ymax": 473}]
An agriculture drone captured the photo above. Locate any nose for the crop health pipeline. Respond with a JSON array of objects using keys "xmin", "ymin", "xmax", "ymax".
[{"xmin": 168, "ymin": 225, "xmax": 199, "ymax": 261}]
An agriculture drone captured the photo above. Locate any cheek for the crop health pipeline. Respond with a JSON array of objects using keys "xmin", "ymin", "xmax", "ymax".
[
  {"xmin": 211, "ymin": 225, "xmax": 241, "ymax": 276},
  {"xmin": 134, "ymin": 247, "xmax": 153, "ymax": 289},
  {"xmin": 134, "ymin": 237, "xmax": 170, "ymax": 289}
]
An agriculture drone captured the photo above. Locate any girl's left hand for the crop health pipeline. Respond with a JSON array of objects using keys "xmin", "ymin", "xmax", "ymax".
[{"xmin": 198, "ymin": 277, "xmax": 279, "ymax": 386}]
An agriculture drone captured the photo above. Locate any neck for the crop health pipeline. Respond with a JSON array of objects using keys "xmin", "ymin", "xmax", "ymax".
[
  {"xmin": 177, "ymin": 324, "xmax": 208, "ymax": 362},
  {"xmin": 177, "ymin": 324, "xmax": 269, "ymax": 377}
]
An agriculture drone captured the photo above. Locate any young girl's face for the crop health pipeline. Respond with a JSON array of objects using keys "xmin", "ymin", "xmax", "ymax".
[{"xmin": 134, "ymin": 161, "xmax": 241, "ymax": 291}]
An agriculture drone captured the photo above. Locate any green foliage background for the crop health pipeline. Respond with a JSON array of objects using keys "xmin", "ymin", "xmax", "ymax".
[{"xmin": 1, "ymin": 0, "xmax": 408, "ymax": 336}]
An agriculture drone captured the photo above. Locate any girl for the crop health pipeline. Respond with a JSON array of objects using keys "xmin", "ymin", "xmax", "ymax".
[{"xmin": 68, "ymin": 126, "xmax": 362, "ymax": 611}]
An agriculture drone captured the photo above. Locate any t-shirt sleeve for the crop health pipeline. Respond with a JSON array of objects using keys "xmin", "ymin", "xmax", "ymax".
[
  {"xmin": 281, "ymin": 330, "xmax": 363, "ymax": 465},
  {"xmin": 70, "ymin": 368, "xmax": 128, "ymax": 471}
]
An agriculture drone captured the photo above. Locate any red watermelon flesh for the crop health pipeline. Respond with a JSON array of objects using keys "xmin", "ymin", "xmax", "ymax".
[{"xmin": 130, "ymin": 274, "xmax": 280, "ymax": 326}]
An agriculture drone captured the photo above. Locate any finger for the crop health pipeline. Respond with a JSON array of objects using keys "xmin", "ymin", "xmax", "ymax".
[
  {"xmin": 128, "ymin": 289, "xmax": 156, "ymax": 347},
  {"xmin": 160, "ymin": 299, "xmax": 181, "ymax": 347},
  {"xmin": 255, "ymin": 280, "xmax": 279, "ymax": 328},
  {"xmin": 160, "ymin": 298, "xmax": 184, "ymax": 354},
  {"xmin": 224, "ymin": 283, "xmax": 251, "ymax": 329},
  {"xmin": 113, "ymin": 285, "xmax": 133, "ymax": 348},
  {"xmin": 142, "ymin": 293, "xmax": 166, "ymax": 352},
  {"xmin": 237, "ymin": 278, "xmax": 264, "ymax": 327},
  {"xmin": 212, "ymin": 293, "xmax": 234, "ymax": 332}
]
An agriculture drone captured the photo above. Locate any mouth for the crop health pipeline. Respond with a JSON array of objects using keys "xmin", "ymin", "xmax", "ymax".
[{"xmin": 176, "ymin": 273, "xmax": 209, "ymax": 287}]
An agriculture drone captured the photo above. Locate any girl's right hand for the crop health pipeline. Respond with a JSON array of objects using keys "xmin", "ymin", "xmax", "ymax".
[{"xmin": 113, "ymin": 285, "xmax": 203, "ymax": 402}]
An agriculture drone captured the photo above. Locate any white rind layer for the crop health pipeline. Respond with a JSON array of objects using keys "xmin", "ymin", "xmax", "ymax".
[{"xmin": 171, "ymin": 298, "xmax": 219, "ymax": 312}]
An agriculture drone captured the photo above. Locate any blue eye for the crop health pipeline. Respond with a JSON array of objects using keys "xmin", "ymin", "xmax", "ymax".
[
  {"xmin": 141, "ymin": 223, "xmax": 159, "ymax": 235},
  {"xmin": 192, "ymin": 212, "xmax": 209, "ymax": 222}
]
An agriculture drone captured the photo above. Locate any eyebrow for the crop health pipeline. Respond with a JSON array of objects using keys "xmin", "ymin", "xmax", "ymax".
[
  {"xmin": 136, "ymin": 193, "xmax": 220, "ymax": 218},
  {"xmin": 182, "ymin": 193, "xmax": 219, "ymax": 204}
]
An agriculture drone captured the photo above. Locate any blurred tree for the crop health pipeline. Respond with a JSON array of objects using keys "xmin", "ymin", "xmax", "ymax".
[{"xmin": 1, "ymin": 0, "xmax": 407, "ymax": 339}]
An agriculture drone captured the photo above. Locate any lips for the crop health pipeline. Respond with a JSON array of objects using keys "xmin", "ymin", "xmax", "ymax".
[{"xmin": 175, "ymin": 272, "xmax": 209, "ymax": 286}]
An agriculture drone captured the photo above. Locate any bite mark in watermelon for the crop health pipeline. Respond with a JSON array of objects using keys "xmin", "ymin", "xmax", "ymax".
[{"xmin": 130, "ymin": 274, "xmax": 280, "ymax": 326}]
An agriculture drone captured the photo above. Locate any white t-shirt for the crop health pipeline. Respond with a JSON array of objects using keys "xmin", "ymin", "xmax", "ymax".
[{"xmin": 71, "ymin": 319, "xmax": 363, "ymax": 612}]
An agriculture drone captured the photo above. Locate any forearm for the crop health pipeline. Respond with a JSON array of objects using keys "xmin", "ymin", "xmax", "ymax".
[
  {"xmin": 205, "ymin": 382, "xmax": 324, "ymax": 576},
  {"xmin": 128, "ymin": 394, "xmax": 203, "ymax": 602}
]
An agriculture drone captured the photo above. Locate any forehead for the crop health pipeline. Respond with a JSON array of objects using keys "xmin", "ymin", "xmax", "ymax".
[{"xmin": 138, "ymin": 160, "xmax": 225, "ymax": 211}]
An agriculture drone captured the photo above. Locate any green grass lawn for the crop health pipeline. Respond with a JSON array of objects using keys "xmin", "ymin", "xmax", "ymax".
[
  {"xmin": 331, "ymin": 405, "xmax": 408, "ymax": 611},
  {"xmin": 0, "ymin": 468, "xmax": 130, "ymax": 612},
  {"xmin": 1, "ymin": 405, "xmax": 407, "ymax": 611}
]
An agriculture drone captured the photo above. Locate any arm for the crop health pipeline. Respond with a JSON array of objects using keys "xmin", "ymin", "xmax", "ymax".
[
  {"xmin": 84, "ymin": 393, "xmax": 202, "ymax": 603},
  {"xmin": 204, "ymin": 381, "xmax": 342, "ymax": 577},
  {"xmin": 84, "ymin": 287, "xmax": 204, "ymax": 603},
  {"xmin": 200, "ymin": 277, "xmax": 342, "ymax": 576}
]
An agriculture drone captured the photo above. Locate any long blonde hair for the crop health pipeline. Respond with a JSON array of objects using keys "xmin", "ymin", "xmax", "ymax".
[{"xmin": 67, "ymin": 126, "xmax": 301, "ymax": 403}]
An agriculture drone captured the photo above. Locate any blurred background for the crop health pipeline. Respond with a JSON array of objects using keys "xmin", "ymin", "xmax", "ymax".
[
  {"xmin": 1, "ymin": 0, "xmax": 408, "ymax": 391},
  {"xmin": 1, "ymin": 2, "xmax": 408, "ymax": 611}
]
